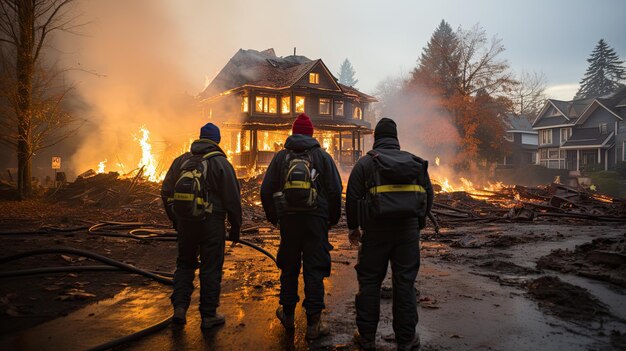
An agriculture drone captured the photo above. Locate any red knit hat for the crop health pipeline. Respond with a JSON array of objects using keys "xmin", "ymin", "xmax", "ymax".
[{"xmin": 292, "ymin": 113, "xmax": 314, "ymax": 136}]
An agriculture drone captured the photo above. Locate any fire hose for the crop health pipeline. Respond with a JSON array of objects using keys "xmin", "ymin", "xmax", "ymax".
[{"xmin": 0, "ymin": 223, "xmax": 278, "ymax": 350}]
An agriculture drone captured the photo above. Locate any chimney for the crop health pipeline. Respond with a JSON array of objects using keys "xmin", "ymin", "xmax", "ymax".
[{"xmin": 293, "ymin": 47, "xmax": 296, "ymax": 56}]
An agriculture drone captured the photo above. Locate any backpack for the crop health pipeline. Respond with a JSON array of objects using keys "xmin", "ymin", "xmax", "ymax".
[
  {"xmin": 172, "ymin": 151, "xmax": 224, "ymax": 221},
  {"xmin": 363, "ymin": 149, "xmax": 428, "ymax": 220},
  {"xmin": 273, "ymin": 149, "xmax": 319, "ymax": 213}
]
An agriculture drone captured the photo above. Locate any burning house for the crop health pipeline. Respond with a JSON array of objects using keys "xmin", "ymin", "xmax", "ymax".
[{"xmin": 198, "ymin": 48, "xmax": 377, "ymax": 175}]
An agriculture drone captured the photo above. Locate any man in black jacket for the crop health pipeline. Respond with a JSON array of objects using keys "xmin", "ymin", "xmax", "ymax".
[
  {"xmin": 161, "ymin": 122, "xmax": 242, "ymax": 329},
  {"xmin": 346, "ymin": 118, "xmax": 433, "ymax": 351},
  {"xmin": 260, "ymin": 113, "xmax": 342, "ymax": 339}
]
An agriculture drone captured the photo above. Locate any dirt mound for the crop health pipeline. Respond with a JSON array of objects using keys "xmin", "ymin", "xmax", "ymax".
[
  {"xmin": 526, "ymin": 276, "xmax": 610, "ymax": 322},
  {"xmin": 537, "ymin": 235, "xmax": 626, "ymax": 287}
]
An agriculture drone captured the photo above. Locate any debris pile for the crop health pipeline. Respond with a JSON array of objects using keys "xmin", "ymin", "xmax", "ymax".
[
  {"xmin": 537, "ymin": 235, "xmax": 626, "ymax": 287},
  {"xmin": 432, "ymin": 183, "xmax": 626, "ymax": 225}
]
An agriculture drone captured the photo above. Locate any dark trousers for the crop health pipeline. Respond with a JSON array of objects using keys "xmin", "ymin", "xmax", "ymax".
[
  {"xmin": 171, "ymin": 215, "xmax": 225, "ymax": 317},
  {"xmin": 277, "ymin": 214, "xmax": 332, "ymax": 316},
  {"xmin": 355, "ymin": 228, "xmax": 420, "ymax": 344}
]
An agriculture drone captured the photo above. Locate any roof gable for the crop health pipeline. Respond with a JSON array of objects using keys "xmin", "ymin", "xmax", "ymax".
[
  {"xmin": 576, "ymin": 99, "xmax": 624, "ymax": 125},
  {"xmin": 293, "ymin": 60, "xmax": 342, "ymax": 92},
  {"xmin": 532, "ymin": 100, "xmax": 570, "ymax": 127}
]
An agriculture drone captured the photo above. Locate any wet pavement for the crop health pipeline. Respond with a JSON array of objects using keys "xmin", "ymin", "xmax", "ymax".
[{"xmin": 1, "ymin": 224, "xmax": 625, "ymax": 350}]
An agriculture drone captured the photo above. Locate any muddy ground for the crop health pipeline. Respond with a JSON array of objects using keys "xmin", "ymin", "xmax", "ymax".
[{"xmin": 0, "ymin": 199, "xmax": 625, "ymax": 350}]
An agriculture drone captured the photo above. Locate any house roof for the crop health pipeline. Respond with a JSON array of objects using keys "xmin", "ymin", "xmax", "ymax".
[
  {"xmin": 200, "ymin": 48, "xmax": 376, "ymax": 102},
  {"xmin": 561, "ymin": 128, "xmax": 614, "ymax": 148},
  {"xmin": 532, "ymin": 90, "xmax": 626, "ymax": 129},
  {"xmin": 503, "ymin": 114, "xmax": 533, "ymax": 132}
]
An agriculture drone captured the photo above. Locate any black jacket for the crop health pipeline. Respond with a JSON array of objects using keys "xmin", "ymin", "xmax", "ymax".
[
  {"xmin": 346, "ymin": 137, "xmax": 434, "ymax": 231},
  {"xmin": 260, "ymin": 134, "xmax": 342, "ymax": 226},
  {"xmin": 161, "ymin": 139, "xmax": 242, "ymax": 241}
]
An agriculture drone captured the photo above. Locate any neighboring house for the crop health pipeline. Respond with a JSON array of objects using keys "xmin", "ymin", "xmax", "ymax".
[
  {"xmin": 500, "ymin": 114, "xmax": 538, "ymax": 167},
  {"xmin": 532, "ymin": 87, "xmax": 626, "ymax": 171},
  {"xmin": 198, "ymin": 48, "xmax": 377, "ymax": 174}
]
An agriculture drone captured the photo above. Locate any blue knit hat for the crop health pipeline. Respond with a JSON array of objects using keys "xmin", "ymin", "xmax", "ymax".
[{"xmin": 200, "ymin": 123, "xmax": 221, "ymax": 144}]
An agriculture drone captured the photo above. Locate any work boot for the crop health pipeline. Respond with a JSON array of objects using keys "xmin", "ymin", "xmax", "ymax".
[
  {"xmin": 305, "ymin": 312, "xmax": 330, "ymax": 340},
  {"xmin": 172, "ymin": 307, "xmax": 187, "ymax": 325},
  {"xmin": 201, "ymin": 313, "xmax": 225, "ymax": 329},
  {"xmin": 353, "ymin": 330, "xmax": 376, "ymax": 350},
  {"xmin": 276, "ymin": 306, "xmax": 295, "ymax": 329},
  {"xmin": 397, "ymin": 333, "xmax": 420, "ymax": 351}
]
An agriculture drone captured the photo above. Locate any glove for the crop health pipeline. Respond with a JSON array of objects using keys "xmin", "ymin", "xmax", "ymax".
[
  {"xmin": 349, "ymin": 228, "xmax": 362, "ymax": 247},
  {"xmin": 229, "ymin": 226, "xmax": 240, "ymax": 243}
]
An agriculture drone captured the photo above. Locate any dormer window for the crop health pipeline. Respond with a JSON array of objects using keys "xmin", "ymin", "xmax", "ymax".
[
  {"xmin": 599, "ymin": 123, "xmax": 607, "ymax": 134},
  {"xmin": 309, "ymin": 73, "xmax": 319, "ymax": 84}
]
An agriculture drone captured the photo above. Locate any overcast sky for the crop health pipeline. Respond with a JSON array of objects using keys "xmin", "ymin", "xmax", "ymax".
[
  {"xmin": 67, "ymin": 0, "xmax": 626, "ymax": 102},
  {"xmin": 156, "ymin": 0, "xmax": 626, "ymax": 101}
]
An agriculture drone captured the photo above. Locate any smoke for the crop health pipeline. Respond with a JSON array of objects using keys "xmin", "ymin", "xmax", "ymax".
[
  {"xmin": 374, "ymin": 78, "xmax": 460, "ymax": 183},
  {"xmin": 55, "ymin": 1, "xmax": 210, "ymax": 177}
]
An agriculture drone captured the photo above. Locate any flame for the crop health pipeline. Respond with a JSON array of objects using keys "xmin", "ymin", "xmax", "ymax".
[
  {"xmin": 97, "ymin": 159, "xmax": 107, "ymax": 174},
  {"xmin": 435, "ymin": 156, "xmax": 440, "ymax": 166},
  {"xmin": 135, "ymin": 126, "xmax": 165, "ymax": 182}
]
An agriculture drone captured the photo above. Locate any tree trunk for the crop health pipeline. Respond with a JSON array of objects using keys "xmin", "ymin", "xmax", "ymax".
[{"xmin": 16, "ymin": 1, "xmax": 35, "ymax": 198}]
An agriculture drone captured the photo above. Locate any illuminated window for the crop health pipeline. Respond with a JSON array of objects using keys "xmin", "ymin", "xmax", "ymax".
[
  {"xmin": 281, "ymin": 96, "xmax": 290, "ymax": 114},
  {"xmin": 353, "ymin": 106, "xmax": 362, "ymax": 120},
  {"xmin": 319, "ymin": 98, "xmax": 331, "ymax": 115},
  {"xmin": 255, "ymin": 96, "xmax": 278, "ymax": 114},
  {"xmin": 309, "ymin": 73, "xmax": 319, "ymax": 84},
  {"xmin": 295, "ymin": 96, "xmax": 305, "ymax": 113},
  {"xmin": 242, "ymin": 96, "xmax": 249, "ymax": 113},
  {"xmin": 334, "ymin": 101, "xmax": 344, "ymax": 116}
]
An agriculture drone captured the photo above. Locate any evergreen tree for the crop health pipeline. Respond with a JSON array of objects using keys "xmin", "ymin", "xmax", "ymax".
[
  {"xmin": 337, "ymin": 59, "xmax": 358, "ymax": 87},
  {"xmin": 575, "ymin": 39, "xmax": 625, "ymax": 99},
  {"xmin": 409, "ymin": 19, "xmax": 459, "ymax": 97}
]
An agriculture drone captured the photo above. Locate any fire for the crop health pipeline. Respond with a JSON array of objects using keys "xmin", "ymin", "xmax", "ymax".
[
  {"xmin": 135, "ymin": 126, "xmax": 165, "ymax": 182},
  {"xmin": 435, "ymin": 156, "xmax": 440, "ymax": 166},
  {"xmin": 97, "ymin": 159, "xmax": 107, "ymax": 174}
]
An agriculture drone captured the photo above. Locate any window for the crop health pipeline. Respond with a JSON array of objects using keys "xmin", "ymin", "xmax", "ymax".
[
  {"xmin": 241, "ymin": 96, "xmax": 249, "ymax": 113},
  {"xmin": 319, "ymin": 98, "xmax": 331, "ymax": 115},
  {"xmin": 560, "ymin": 127, "xmax": 572, "ymax": 144},
  {"xmin": 309, "ymin": 73, "xmax": 319, "ymax": 84},
  {"xmin": 599, "ymin": 123, "xmax": 607, "ymax": 134},
  {"xmin": 281, "ymin": 96, "xmax": 290, "ymax": 114},
  {"xmin": 539, "ymin": 147, "xmax": 566, "ymax": 169},
  {"xmin": 255, "ymin": 96, "xmax": 277, "ymax": 114},
  {"xmin": 295, "ymin": 96, "xmax": 305, "ymax": 113},
  {"xmin": 334, "ymin": 101, "xmax": 344, "ymax": 116},
  {"xmin": 539, "ymin": 129, "xmax": 552, "ymax": 145},
  {"xmin": 353, "ymin": 106, "xmax": 363, "ymax": 120}
]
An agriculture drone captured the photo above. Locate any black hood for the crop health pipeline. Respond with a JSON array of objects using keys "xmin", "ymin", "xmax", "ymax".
[
  {"xmin": 284, "ymin": 134, "xmax": 320, "ymax": 152},
  {"xmin": 190, "ymin": 139, "xmax": 224, "ymax": 155},
  {"xmin": 373, "ymin": 137, "xmax": 400, "ymax": 150}
]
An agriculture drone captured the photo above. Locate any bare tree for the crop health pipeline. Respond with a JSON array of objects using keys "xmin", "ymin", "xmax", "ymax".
[
  {"xmin": 509, "ymin": 70, "xmax": 547, "ymax": 119},
  {"xmin": 454, "ymin": 24, "xmax": 516, "ymax": 97},
  {"xmin": 0, "ymin": 0, "xmax": 79, "ymax": 198}
]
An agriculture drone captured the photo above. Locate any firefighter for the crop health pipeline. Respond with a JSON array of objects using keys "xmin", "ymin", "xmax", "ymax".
[
  {"xmin": 161, "ymin": 122, "xmax": 242, "ymax": 329},
  {"xmin": 260, "ymin": 113, "xmax": 342, "ymax": 339},
  {"xmin": 346, "ymin": 118, "xmax": 433, "ymax": 350}
]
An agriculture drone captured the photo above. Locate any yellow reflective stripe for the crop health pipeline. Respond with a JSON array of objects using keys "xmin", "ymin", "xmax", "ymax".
[
  {"xmin": 203, "ymin": 151, "xmax": 223, "ymax": 158},
  {"xmin": 173, "ymin": 193, "xmax": 195, "ymax": 201},
  {"xmin": 284, "ymin": 181, "xmax": 311, "ymax": 190},
  {"xmin": 370, "ymin": 184, "xmax": 426, "ymax": 194}
]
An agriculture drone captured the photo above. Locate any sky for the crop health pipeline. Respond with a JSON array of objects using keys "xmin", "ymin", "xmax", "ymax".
[{"xmin": 152, "ymin": 0, "xmax": 626, "ymax": 101}]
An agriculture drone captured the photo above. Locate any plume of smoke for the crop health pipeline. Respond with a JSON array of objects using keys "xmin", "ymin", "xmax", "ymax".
[
  {"xmin": 375, "ymin": 78, "xmax": 460, "ymax": 183},
  {"xmin": 55, "ymin": 1, "xmax": 211, "ymax": 177}
]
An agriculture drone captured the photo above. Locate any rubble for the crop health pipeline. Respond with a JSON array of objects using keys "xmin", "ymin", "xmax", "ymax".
[{"xmin": 537, "ymin": 235, "xmax": 626, "ymax": 288}]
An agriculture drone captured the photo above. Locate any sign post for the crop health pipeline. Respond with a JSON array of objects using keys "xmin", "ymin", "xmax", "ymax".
[{"xmin": 52, "ymin": 157, "xmax": 61, "ymax": 187}]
